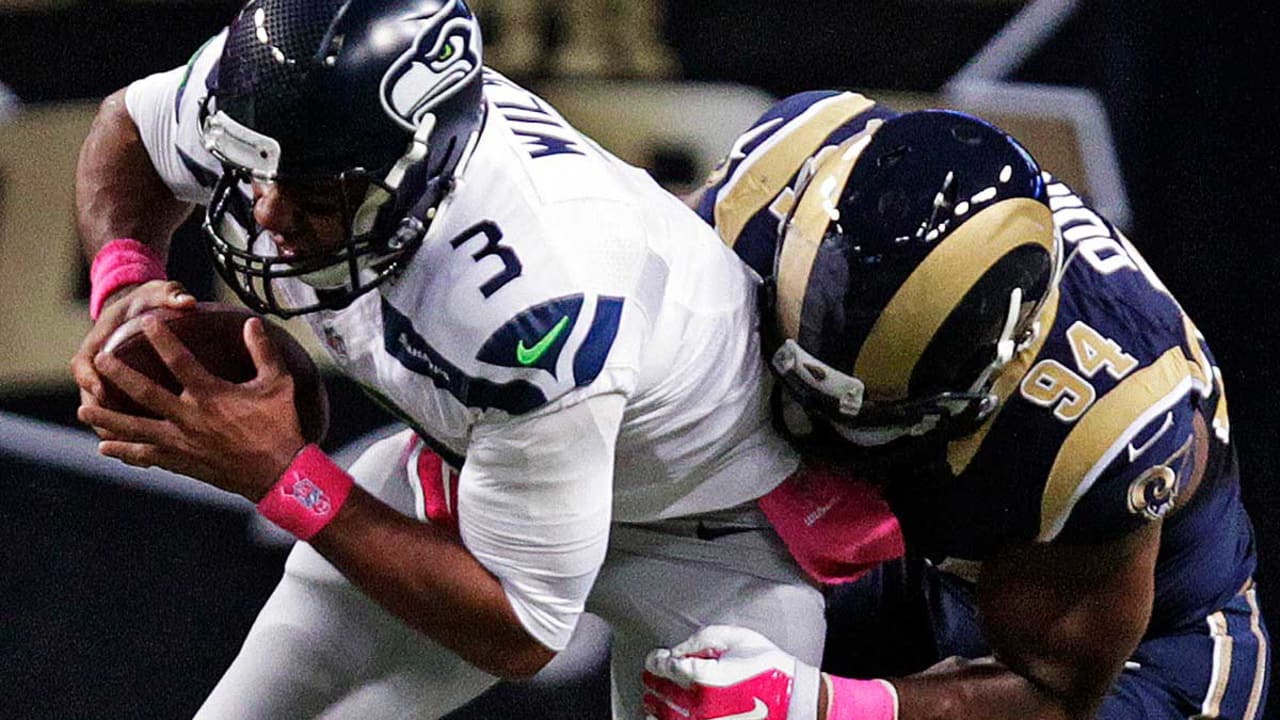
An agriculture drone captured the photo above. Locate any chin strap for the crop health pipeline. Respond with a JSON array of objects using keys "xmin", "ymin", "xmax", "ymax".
[
  {"xmin": 771, "ymin": 339, "xmax": 974, "ymax": 448},
  {"xmin": 831, "ymin": 419, "xmax": 932, "ymax": 448},
  {"xmin": 770, "ymin": 279, "xmax": 1039, "ymax": 449},
  {"xmin": 352, "ymin": 114, "xmax": 438, "ymax": 238},
  {"xmin": 772, "ymin": 339, "xmax": 867, "ymax": 418}
]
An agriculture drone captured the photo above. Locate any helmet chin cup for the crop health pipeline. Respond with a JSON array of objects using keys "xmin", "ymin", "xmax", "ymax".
[{"xmin": 775, "ymin": 392, "xmax": 816, "ymax": 439}]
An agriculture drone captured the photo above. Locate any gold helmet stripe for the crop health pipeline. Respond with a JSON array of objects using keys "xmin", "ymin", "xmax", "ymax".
[
  {"xmin": 715, "ymin": 92, "xmax": 876, "ymax": 252},
  {"xmin": 776, "ymin": 129, "xmax": 880, "ymax": 341},
  {"xmin": 853, "ymin": 198, "xmax": 1056, "ymax": 401}
]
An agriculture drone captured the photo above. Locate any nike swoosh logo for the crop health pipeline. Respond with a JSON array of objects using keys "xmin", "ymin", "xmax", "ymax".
[
  {"xmin": 1128, "ymin": 411, "xmax": 1174, "ymax": 462},
  {"xmin": 710, "ymin": 698, "xmax": 768, "ymax": 720},
  {"xmin": 516, "ymin": 315, "xmax": 571, "ymax": 366}
]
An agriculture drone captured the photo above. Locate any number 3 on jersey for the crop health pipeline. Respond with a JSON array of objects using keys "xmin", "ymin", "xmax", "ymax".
[
  {"xmin": 450, "ymin": 221, "xmax": 523, "ymax": 297},
  {"xmin": 1020, "ymin": 321, "xmax": 1138, "ymax": 422}
]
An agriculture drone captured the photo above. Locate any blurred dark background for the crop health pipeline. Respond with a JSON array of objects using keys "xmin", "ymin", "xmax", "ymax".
[{"xmin": 2, "ymin": 0, "xmax": 1276, "ymax": 717}]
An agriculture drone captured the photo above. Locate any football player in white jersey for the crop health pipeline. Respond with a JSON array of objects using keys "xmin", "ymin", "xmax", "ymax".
[{"xmin": 69, "ymin": 1, "xmax": 827, "ymax": 717}]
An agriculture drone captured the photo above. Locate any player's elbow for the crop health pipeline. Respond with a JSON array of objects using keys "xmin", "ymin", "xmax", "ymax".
[
  {"xmin": 1045, "ymin": 681, "xmax": 1109, "ymax": 720},
  {"xmin": 483, "ymin": 640, "xmax": 557, "ymax": 680},
  {"xmin": 1010, "ymin": 655, "xmax": 1121, "ymax": 720}
]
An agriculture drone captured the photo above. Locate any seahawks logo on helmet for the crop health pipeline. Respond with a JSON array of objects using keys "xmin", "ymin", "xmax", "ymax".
[{"xmin": 380, "ymin": 0, "xmax": 483, "ymax": 131}]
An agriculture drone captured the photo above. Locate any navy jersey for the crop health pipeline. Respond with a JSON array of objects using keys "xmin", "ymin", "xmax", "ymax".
[{"xmin": 702, "ymin": 92, "xmax": 1257, "ymax": 629}]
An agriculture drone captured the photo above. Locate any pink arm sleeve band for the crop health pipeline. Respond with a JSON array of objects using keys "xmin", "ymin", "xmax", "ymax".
[
  {"xmin": 88, "ymin": 238, "xmax": 167, "ymax": 320},
  {"xmin": 257, "ymin": 444, "xmax": 355, "ymax": 541},
  {"xmin": 825, "ymin": 676, "xmax": 899, "ymax": 720}
]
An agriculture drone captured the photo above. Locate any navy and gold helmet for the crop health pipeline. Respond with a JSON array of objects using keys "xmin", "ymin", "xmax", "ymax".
[
  {"xmin": 770, "ymin": 109, "xmax": 1061, "ymax": 446},
  {"xmin": 201, "ymin": 0, "xmax": 484, "ymax": 316}
]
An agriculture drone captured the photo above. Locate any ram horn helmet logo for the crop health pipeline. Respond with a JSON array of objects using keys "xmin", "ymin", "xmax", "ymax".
[{"xmin": 380, "ymin": 0, "xmax": 482, "ymax": 131}]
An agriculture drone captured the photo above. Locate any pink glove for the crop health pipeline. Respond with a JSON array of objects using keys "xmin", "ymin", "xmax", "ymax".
[{"xmin": 643, "ymin": 625, "xmax": 820, "ymax": 720}]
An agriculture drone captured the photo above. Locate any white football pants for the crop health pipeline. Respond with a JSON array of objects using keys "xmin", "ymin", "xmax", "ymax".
[{"xmin": 194, "ymin": 430, "xmax": 825, "ymax": 719}]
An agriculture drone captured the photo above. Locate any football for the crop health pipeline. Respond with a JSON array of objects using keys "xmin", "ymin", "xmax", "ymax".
[{"xmin": 99, "ymin": 302, "xmax": 329, "ymax": 444}]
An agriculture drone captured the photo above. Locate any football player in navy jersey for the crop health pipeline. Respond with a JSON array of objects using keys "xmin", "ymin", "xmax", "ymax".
[
  {"xmin": 68, "ymin": 1, "xmax": 829, "ymax": 717},
  {"xmin": 642, "ymin": 92, "xmax": 1269, "ymax": 720}
]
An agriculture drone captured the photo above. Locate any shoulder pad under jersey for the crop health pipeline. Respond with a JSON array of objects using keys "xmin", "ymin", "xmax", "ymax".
[
  {"xmin": 941, "ymin": 180, "xmax": 1220, "ymax": 550},
  {"xmin": 379, "ymin": 217, "xmax": 637, "ymax": 416}
]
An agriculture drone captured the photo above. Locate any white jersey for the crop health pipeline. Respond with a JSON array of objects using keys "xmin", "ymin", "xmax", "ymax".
[{"xmin": 126, "ymin": 33, "xmax": 796, "ymax": 649}]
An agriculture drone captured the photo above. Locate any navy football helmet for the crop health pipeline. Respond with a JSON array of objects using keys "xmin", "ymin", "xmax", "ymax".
[
  {"xmin": 201, "ymin": 0, "xmax": 484, "ymax": 316},
  {"xmin": 769, "ymin": 110, "xmax": 1061, "ymax": 446}
]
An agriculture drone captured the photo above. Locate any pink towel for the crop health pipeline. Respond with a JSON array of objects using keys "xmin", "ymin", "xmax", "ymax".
[{"xmin": 758, "ymin": 465, "xmax": 905, "ymax": 585}]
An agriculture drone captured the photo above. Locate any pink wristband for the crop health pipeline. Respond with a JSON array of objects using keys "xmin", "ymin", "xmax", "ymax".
[
  {"xmin": 89, "ymin": 238, "xmax": 167, "ymax": 320},
  {"xmin": 257, "ymin": 445, "xmax": 354, "ymax": 541},
  {"xmin": 825, "ymin": 676, "xmax": 899, "ymax": 720}
]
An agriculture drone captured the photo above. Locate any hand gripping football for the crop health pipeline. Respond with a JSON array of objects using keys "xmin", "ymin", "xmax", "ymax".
[{"xmin": 100, "ymin": 302, "xmax": 329, "ymax": 444}]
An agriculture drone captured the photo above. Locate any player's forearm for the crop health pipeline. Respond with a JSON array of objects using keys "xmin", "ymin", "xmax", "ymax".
[
  {"xmin": 75, "ymin": 88, "xmax": 192, "ymax": 257},
  {"xmin": 887, "ymin": 524, "xmax": 1159, "ymax": 720},
  {"xmin": 310, "ymin": 486, "xmax": 556, "ymax": 679},
  {"xmin": 878, "ymin": 658, "xmax": 1101, "ymax": 720}
]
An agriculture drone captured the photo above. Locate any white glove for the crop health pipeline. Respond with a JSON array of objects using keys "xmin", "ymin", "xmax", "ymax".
[{"xmin": 643, "ymin": 625, "xmax": 821, "ymax": 720}]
